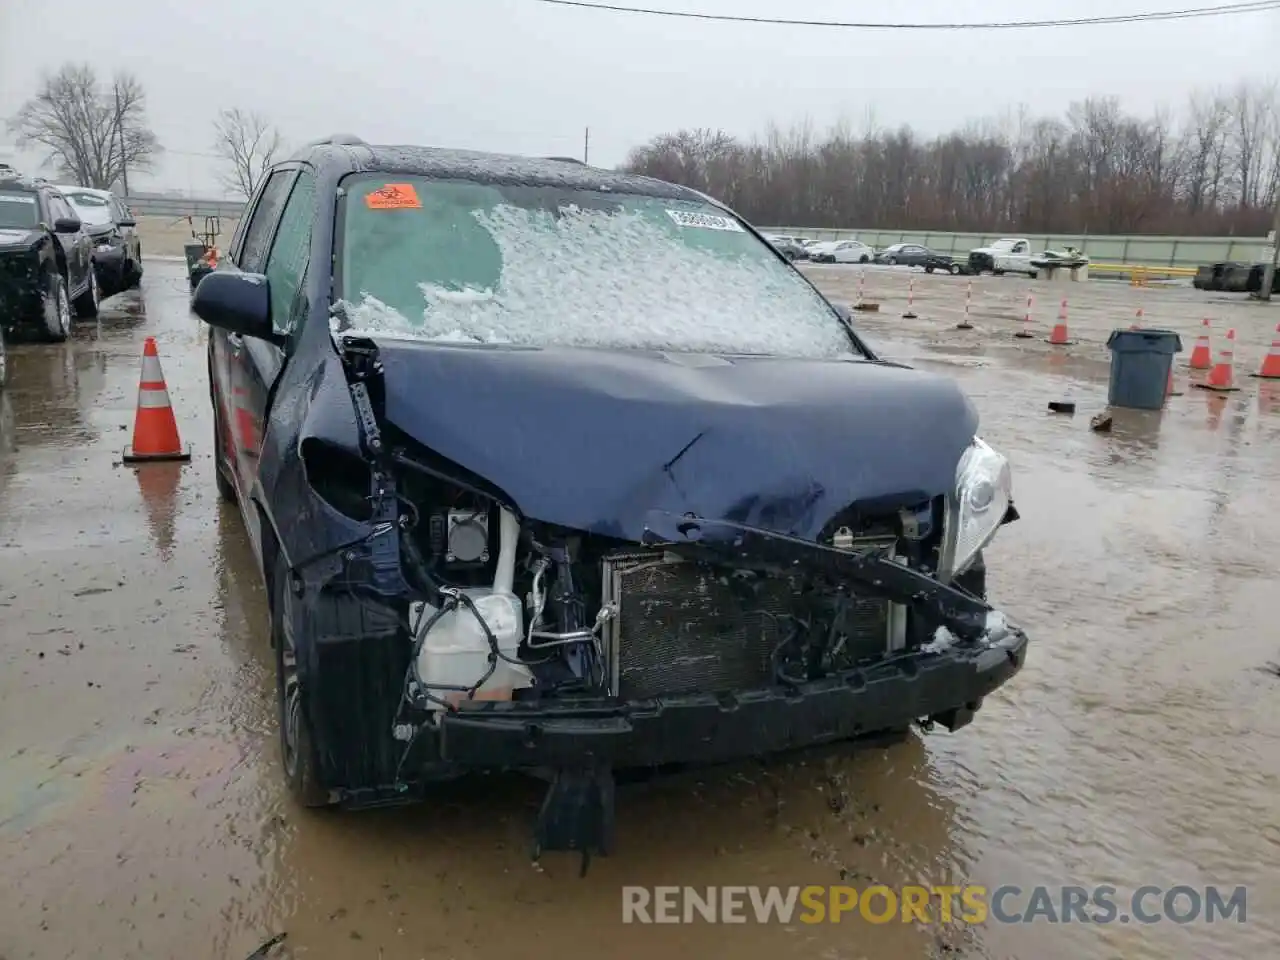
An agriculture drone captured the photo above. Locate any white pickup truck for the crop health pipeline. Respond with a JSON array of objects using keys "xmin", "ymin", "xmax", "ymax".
[{"xmin": 967, "ymin": 238, "xmax": 1037, "ymax": 277}]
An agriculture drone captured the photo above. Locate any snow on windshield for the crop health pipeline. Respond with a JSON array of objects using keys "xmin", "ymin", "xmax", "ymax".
[{"xmin": 333, "ymin": 202, "xmax": 855, "ymax": 359}]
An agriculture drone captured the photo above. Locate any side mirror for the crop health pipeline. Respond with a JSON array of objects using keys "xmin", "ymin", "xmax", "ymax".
[
  {"xmin": 117, "ymin": 217, "xmax": 137, "ymax": 228},
  {"xmin": 192, "ymin": 270, "xmax": 282, "ymax": 344},
  {"xmin": 54, "ymin": 216, "xmax": 82, "ymax": 233}
]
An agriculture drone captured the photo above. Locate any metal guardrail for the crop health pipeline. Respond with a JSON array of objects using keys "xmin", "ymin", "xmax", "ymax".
[{"xmin": 124, "ymin": 195, "xmax": 245, "ymax": 219}]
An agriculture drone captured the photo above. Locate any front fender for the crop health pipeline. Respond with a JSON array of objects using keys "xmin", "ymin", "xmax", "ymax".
[{"xmin": 255, "ymin": 344, "xmax": 376, "ymax": 582}]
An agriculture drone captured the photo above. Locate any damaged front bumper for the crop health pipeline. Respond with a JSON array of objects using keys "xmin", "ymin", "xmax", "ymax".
[
  {"xmin": 435, "ymin": 612, "xmax": 1025, "ymax": 872},
  {"xmin": 427, "ymin": 511, "xmax": 1029, "ymax": 869},
  {"xmin": 439, "ymin": 612, "xmax": 1027, "ymax": 769}
]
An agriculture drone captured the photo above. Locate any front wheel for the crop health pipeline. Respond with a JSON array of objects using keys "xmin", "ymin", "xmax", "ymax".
[
  {"xmin": 949, "ymin": 263, "xmax": 961, "ymax": 275},
  {"xmin": 887, "ymin": 257, "xmax": 897, "ymax": 266},
  {"xmin": 41, "ymin": 274, "xmax": 71, "ymax": 343},
  {"xmin": 123, "ymin": 246, "xmax": 144, "ymax": 289},
  {"xmin": 860, "ymin": 255, "xmax": 870, "ymax": 263},
  {"xmin": 925, "ymin": 265, "xmax": 934, "ymax": 274},
  {"xmin": 73, "ymin": 268, "xmax": 100, "ymax": 319},
  {"xmin": 993, "ymin": 268, "xmax": 1005, "ymax": 277},
  {"xmin": 272, "ymin": 551, "xmax": 332, "ymax": 808}
]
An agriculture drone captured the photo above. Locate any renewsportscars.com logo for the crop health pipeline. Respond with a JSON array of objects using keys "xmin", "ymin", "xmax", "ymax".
[{"xmin": 621, "ymin": 885, "xmax": 1248, "ymax": 925}]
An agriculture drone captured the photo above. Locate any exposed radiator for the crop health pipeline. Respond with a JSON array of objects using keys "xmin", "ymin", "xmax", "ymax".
[{"xmin": 600, "ymin": 545, "xmax": 902, "ymax": 701}]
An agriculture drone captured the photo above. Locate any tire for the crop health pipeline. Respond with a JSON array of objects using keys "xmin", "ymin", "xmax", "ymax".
[
  {"xmin": 41, "ymin": 273, "xmax": 72, "ymax": 343},
  {"xmin": 887, "ymin": 257, "xmax": 897, "ymax": 266},
  {"xmin": 993, "ymin": 268, "xmax": 1005, "ymax": 277},
  {"xmin": 271, "ymin": 550, "xmax": 332, "ymax": 808},
  {"xmin": 1028, "ymin": 271, "xmax": 1038, "ymax": 280},
  {"xmin": 925, "ymin": 265, "xmax": 934, "ymax": 274},
  {"xmin": 212, "ymin": 397, "xmax": 237, "ymax": 503},
  {"xmin": 860, "ymin": 255, "xmax": 869, "ymax": 263},
  {"xmin": 73, "ymin": 267, "xmax": 100, "ymax": 319},
  {"xmin": 123, "ymin": 248, "xmax": 143, "ymax": 289},
  {"xmin": 949, "ymin": 263, "xmax": 961, "ymax": 275}
]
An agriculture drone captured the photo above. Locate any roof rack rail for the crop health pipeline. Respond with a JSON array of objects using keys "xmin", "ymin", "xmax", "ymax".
[{"xmin": 304, "ymin": 133, "xmax": 367, "ymax": 148}]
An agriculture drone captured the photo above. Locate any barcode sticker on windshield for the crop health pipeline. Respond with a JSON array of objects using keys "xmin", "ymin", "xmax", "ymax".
[
  {"xmin": 666, "ymin": 209, "xmax": 743, "ymax": 232},
  {"xmin": 0, "ymin": 195, "xmax": 36, "ymax": 205}
]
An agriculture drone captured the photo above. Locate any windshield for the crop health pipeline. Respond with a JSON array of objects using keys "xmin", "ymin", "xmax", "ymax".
[
  {"xmin": 62, "ymin": 191, "xmax": 114, "ymax": 227},
  {"xmin": 335, "ymin": 176, "xmax": 857, "ymax": 359},
  {"xmin": 0, "ymin": 191, "xmax": 38, "ymax": 230}
]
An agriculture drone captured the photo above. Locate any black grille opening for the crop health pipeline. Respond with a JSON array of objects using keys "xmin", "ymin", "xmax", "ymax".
[{"xmin": 603, "ymin": 552, "xmax": 893, "ymax": 701}]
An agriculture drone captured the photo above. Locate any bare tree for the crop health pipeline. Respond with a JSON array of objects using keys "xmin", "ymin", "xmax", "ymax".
[
  {"xmin": 212, "ymin": 108, "xmax": 284, "ymax": 200},
  {"xmin": 7, "ymin": 63, "xmax": 161, "ymax": 190},
  {"xmin": 622, "ymin": 75, "xmax": 1279, "ymax": 237},
  {"xmin": 1229, "ymin": 79, "xmax": 1278, "ymax": 208}
]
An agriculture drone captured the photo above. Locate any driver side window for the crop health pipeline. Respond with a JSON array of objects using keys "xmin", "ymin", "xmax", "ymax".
[{"xmin": 263, "ymin": 171, "xmax": 317, "ymax": 336}]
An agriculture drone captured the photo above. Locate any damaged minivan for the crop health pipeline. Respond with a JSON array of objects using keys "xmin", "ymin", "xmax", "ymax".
[{"xmin": 196, "ymin": 136, "xmax": 1028, "ymax": 867}]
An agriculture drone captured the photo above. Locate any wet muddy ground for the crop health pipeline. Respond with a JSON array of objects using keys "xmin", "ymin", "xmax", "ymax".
[{"xmin": 1, "ymin": 262, "xmax": 1277, "ymax": 960}]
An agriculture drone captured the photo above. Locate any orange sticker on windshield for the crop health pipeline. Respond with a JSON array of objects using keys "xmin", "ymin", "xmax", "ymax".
[{"xmin": 365, "ymin": 183, "xmax": 421, "ymax": 210}]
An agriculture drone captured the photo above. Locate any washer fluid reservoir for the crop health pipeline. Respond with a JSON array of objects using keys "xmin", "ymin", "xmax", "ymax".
[{"xmin": 412, "ymin": 588, "xmax": 532, "ymax": 710}]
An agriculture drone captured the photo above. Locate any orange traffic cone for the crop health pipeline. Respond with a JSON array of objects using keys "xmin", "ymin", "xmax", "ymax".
[
  {"xmin": 123, "ymin": 337, "xmax": 192, "ymax": 463},
  {"xmin": 1250, "ymin": 323, "xmax": 1280, "ymax": 380},
  {"xmin": 1194, "ymin": 328, "xmax": 1240, "ymax": 393},
  {"xmin": 1188, "ymin": 318, "xmax": 1212, "ymax": 370},
  {"xmin": 1047, "ymin": 298, "xmax": 1073, "ymax": 345}
]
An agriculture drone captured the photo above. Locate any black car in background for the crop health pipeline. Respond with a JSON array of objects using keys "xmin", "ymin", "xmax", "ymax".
[
  {"xmin": 57, "ymin": 185, "xmax": 143, "ymax": 295},
  {"xmin": 0, "ymin": 176, "xmax": 99, "ymax": 341},
  {"xmin": 191, "ymin": 135, "xmax": 1027, "ymax": 864},
  {"xmin": 1205, "ymin": 261, "xmax": 1279, "ymax": 295},
  {"xmin": 923, "ymin": 250, "xmax": 963, "ymax": 275}
]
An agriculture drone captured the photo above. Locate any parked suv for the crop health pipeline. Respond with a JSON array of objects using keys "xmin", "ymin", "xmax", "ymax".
[
  {"xmin": 191, "ymin": 136, "xmax": 1029, "ymax": 865},
  {"xmin": 0, "ymin": 176, "xmax": 99, "ymax": 341},
  {"xmin": 57, "ymin": 185, "xmax": 143, "ymax": 296}
]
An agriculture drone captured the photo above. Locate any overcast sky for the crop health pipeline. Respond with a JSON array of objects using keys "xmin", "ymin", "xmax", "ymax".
[{"xmin": 1, "ymin": 0, "xmax": 1276, "ymax": 197}]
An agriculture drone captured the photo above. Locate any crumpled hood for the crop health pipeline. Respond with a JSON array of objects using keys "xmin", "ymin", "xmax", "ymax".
[
  {"xmin": 372, "ymin": 340, "xmax": 978, "ymax": 541},
  {"xmin": 0, "ymin": 228, "xmax": 39, "ymax": 250}
]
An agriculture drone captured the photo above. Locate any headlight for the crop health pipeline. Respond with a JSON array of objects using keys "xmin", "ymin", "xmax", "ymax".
[{"xmin": 941, "ymin": 437, "xmax": 1012, "ymax": 580}]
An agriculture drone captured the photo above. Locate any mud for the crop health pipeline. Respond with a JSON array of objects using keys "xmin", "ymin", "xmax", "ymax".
[{"xmin": 1, "ymin": 262, "xmax": 1277, "ymax": 960}]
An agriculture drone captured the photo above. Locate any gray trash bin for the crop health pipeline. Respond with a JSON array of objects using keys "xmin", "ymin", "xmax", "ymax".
[{"xmin": 1106, "ymin": 328, "xmax": 1183, "ymax": 410}]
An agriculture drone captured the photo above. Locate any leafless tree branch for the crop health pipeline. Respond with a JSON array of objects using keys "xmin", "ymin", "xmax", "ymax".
[
  {"xmin": 212, "ymin": 108, "xmax": 284, "ymax": 200},
  {"xmin": 6, "ymin": 63, "xmax": 161, "ymax": 190}
]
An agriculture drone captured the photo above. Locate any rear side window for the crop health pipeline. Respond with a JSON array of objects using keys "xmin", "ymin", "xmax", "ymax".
[
  {"xmin": 263, "ymin": 171, "xmax": 317, "ymax": 335},
  {"xmin": 239, "ymin": 171, "xmax": 295, "ymax": 272}
]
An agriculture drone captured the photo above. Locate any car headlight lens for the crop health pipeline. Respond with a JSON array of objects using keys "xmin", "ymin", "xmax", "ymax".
[{"xmin": 942, "ymin": 436, "xmax": 1012, "ymax": 579}]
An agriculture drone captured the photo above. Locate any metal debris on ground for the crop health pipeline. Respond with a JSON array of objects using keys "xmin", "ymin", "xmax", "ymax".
[
  {"xmin": 1047, "ymin": 401, "xmax": 1076, "ymax": 414},
  {"xmin": 244, "ymin": 933, "xmax": 287, "ymax": 959},
  {"xmin": 1090, "ymin": 412, "xmax": 1114, "ymax": 432}
]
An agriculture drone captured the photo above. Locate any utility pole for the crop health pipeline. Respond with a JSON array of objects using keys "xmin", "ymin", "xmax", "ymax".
[
  {"xmin": 1260, "ymin": 197, "xmax": 1279, "ymax": 302},
  {"xmin": 113, "ymin": 84, "xmax": 130, "ymax": 196},
  {"xmin": 583, "ymin": 127, "xmax": 590, "ymax": 165}
]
